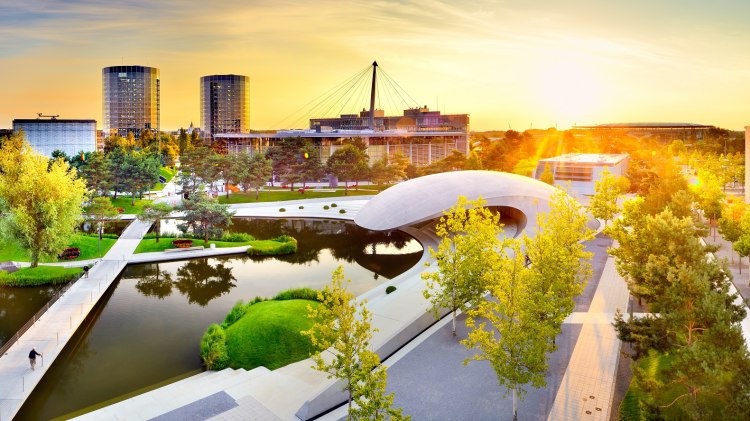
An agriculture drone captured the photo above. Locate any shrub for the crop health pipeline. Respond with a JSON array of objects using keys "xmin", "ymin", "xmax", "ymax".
[
  {"xmin": 331, "ymin": 203, "xmax": 338, "ymax": 208},
  {"xmin": 298, "ymin": 206, "xmax": 304, "ymax": 209},
  {"xmin": 279, "ymin": 208, "xmax": 286, "ymax": 212},
  {"xmin": 386, "ymin": 285, "xmax": 397, "ymax": 294},
  {"xmin": 323, "ymin": 205, "xmax": 330, "ymax": 210},
  {"xmin": 339, "ymin": 209, "xmax": 346, "ymax": 214},
  {"xmin": 200, "ymin": 324, "xmax": 229, "ymax": 370},
  {"xmin": 222, "ymin": 300, "xmax": 250, "ymax": 328},
  {"xmin": 274, "ymin": 235, "xmax": 294, "ymax": 243},
  {"xmin": 273, "ymin": 287, "xmax": 321, "ymax": 302},
  {"xmin": 221, "ymin": 232, "xmax": 255, "ymax": 242}
]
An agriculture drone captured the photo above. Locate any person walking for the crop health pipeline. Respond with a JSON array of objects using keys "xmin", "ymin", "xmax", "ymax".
[
  {"xmin": 29, "ymin": 347, "xmax": 42, "ymax": 370},
  {"xmin": 83, "ymin": 265, "xmax": 90, "ymax": 278}
]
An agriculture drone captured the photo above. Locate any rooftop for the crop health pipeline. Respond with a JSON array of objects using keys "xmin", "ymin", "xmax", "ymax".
[
  {"xmin": 538, "ymin": 153, "xmax": 629, "ymax": 165},
  {"xmin": 574, "ymin": 122, "xmax": 713, "ymax": 129}
]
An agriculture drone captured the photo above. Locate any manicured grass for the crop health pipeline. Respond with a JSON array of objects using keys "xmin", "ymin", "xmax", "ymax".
[
  {"xmin": 153, "ymin": 167, "xmax": 177, "ymax": 191},
  {"xmin": 133, "ymin": 238, "xmax": 253, "ymax": 254},
  {"xmin": 0, "ymin": 266, "xmax": 83, "ymax": 287},
  {"xmin": 246, "ymin": 237, "xmax": 297, "ymax": 255},
  {"xmin": 224, "ymin": 299, "xmax": 321, "ymax": 370},
  {"xmin": 217, "ymin": 186, "xmax": 383, "ymax": 204},
  {"xmin": 0, "ymin": 234, "xmax": 117, "ymax": 263},
  {"xmin": 109, "ymin": 196, "xmax": 153, "ymax": 214}
]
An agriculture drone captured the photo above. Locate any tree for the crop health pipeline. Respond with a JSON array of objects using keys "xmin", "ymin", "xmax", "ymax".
[
  {"xmin": 422, "ymin": 196, "xmax": 502, "ymax": 336},
  {"xmin": 127, "ymin": 152, "xmax": 161, "ymax": 203},
  {"xmin": 303, "ymin": 267, "xmax": 406, "ymax": 420},
  {"xmin": 734, "ymin": 211, "xmax": 750, "ymax": 275},
  {"xmin": 179, "ymin": 146, "xmax": 214, "ymax": 197},
  {"xmin": 177, "ymin": 191, "xmax": 235, "ymax": 245},
  {"xmin": 692, "ymin": 170, "xmax": 725, "ymax": 239},
  {"xmin": 463, "ymin": 240, "xmax": 551, "ymax": 421},
  {"xmin": 86, "ymin": 196, "xmax": 120, "ymax": 258},
  {"xmin": 539, "ymin": 163, "xmax": 554, "ymax": 185},
  {"xmin": 296, "ymin": 142, "xmax": 325, "ymax": 190},
  {"xmin": 178, "ymin": 128, "xmax": 191, "ymax": 155},
  {"xmin": 266, "ymin": 137, "xmax": 305, "ymax": 190},
  {"xmin": 237, "ymin": 153, "xmax": 273, "ymax": 200},
  {"xmin": 327, "ymin": 144, "xmax": 369, "ymax": 194},
  {"xmin": 77, "ymin": 151, "xmax": 111, "ymax": 196},
  {"xmin": 524, "ymin": 189, "xmax": 593, "ymax": 342},
  {"xmin": 137, "ymin": 202, "xmax": 173, "ymax": 243},
  {"xmin": 0, "ymin": 137, "xmax": 87, "ymax": 267},
  {"xmin": 589, "ymin": 168, "xmax": 625, "ymax": 228},
  {"xmin": 371, "ymin": 153, "xmax": 409, "ymax": 187},
  {"xmin": 718, "ymin": 196, "xmax": 745, "ymax": 264}
]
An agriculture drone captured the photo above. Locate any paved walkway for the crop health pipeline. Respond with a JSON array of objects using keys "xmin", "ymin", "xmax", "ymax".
[{"xmin": 547, "ymin": 257, "xmax": 630, "ymax": 421}]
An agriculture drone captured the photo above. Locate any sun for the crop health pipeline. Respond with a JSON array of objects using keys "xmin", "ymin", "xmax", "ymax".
[{"xmin": 533, "ymin": 57, "xmax": 602, "ymax": 126}]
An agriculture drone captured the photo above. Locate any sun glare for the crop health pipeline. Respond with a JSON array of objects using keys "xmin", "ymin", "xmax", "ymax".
[{"xmin": 533, "ymin": 57, "xmax": 602, "ymax": 126}]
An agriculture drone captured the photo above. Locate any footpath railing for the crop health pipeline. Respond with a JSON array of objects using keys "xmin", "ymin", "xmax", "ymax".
[{"xmin": 0, "ymin": 272, "xmax": 82, "ymax": 359}]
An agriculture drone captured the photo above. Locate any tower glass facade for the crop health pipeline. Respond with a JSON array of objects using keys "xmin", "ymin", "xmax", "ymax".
[
  {"xmin": 102, "ymin": 65, "xmax": 160, "ymax": 138},
  {"xmin": 200, "ymin": 74, "xmax": 249, "ymax": 138},
  {"xmin": 13, "ymin": 119, "xmax": 96, "ymax": 157}
]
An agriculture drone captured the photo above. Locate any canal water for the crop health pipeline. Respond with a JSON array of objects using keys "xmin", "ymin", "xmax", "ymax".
[
  {"xmin": 16, "ymin": 218, "xmax": 422, "ymax": 420},
  {"xmin": 0, "ymin": 220, "xmax": 130, "ymax": 347}
]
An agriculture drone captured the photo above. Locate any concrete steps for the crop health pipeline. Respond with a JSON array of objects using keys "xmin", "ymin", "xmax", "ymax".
[{"xmin": 76, "ymin": 368, "xmax": 272, "ymax": 420}]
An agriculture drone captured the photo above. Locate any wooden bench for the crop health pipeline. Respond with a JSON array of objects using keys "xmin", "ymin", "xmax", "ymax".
[{"xmin": 164, "ymin": 246, "xmax": 205, "ymax": 253}]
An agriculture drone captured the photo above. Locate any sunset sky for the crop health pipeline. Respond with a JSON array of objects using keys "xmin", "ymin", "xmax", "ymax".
[{"xmin": 1, "ymin": 0, "xmax": 749, "ymax": 132}]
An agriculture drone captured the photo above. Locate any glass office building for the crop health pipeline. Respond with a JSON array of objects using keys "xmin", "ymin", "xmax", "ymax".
[
  {"xmin": 200, "ymin": 74, "xmax": 249, "ymax": 138},
  {"xmin": 102, "ymin": 65, "xmax": 160, "ymax": 138},
  {"xmin": 13, "ymin": 119, "xmax": 97, "ymax": 157}
]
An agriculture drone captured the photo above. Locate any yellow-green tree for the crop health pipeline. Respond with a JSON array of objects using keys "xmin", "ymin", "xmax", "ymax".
[
  {"xmin": 463, "ymin": 240, "xmax": 551, "ymax": 421},
  {"xmin": 422, "ymin": 196, "xmax": 502, "ymax": 336},
  {"xmin": 525, "ymin": 189, "xmax": 593, "ymax": 342},
  {"xmin": 0, "ymin": 137, "xmax": 88, "ymax": 267},
  {"xmin": 303, "ymin": 267, "xmax": 407, "ymax": 420},
  {"xmin": 589, "ymin": 168, "xmax": 626, "ymax": 228},
  {"xmin": 539, "ymin": 163, "xmax": 554, "ymax": 185}
]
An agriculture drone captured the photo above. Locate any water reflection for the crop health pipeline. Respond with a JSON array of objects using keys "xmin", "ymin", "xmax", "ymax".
[
  {"xmin": 174, "ymin": 260, "xmax": 236, "ymax": 306},
  {"xmin": 0, "ymin": 285, "xmax": 63, "ymax": 346},
  {"xmin": 17, "ymin": 219, "xmax": 422, "ymax": 420}
]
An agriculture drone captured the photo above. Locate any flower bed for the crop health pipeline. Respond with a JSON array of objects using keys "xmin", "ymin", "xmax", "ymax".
[
  {"xmin": 172, "ymin": 239, "xmax": 194, "ymax": 248},
  {"xmin": 58, "ymin": 247, "xmax": 81, "ymax": 260}
]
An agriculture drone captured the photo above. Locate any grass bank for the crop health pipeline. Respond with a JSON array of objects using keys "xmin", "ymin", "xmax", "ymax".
[
  {"xmin": 109, "ymin": 196, "xmax": 153, "ymax": 214},
  {"xmin": 134, "ymin": 233, "xmax": 297, "ymax": 255},
  {"xmin": 0, "ymin": 234, "xmax": 118, "ymax": 263},
  {"xmin": 153, "ymin": 166, "xmax": 177, "ymax": 191},
  {"xmin": 200, "ymin": 288, "xmax": 322, "ymax": 370},
  {"xmin": 217, "ymin": 186, "xmax": 382, "ymax": 204},
  {"xmin": 0, "ymin": 266, "xmax": 83, "ymax": 287}
]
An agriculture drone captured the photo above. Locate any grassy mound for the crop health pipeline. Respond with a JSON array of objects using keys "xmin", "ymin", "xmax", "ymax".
[
  {"xmin": 0, "ymin": 266, "xmax": 83, "ymax": 287},
  {"xmin": 246, "ymin": 235, "xmax": 297, "ymax": 256},
  {"xmin": 224, "ymin": 299, "xmax": 321, "ymax": 370}
]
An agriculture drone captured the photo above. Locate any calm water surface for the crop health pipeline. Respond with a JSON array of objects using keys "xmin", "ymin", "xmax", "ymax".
[{"xmin": 17, "ymin": 218, "xmax": 422, "ymax": 420}]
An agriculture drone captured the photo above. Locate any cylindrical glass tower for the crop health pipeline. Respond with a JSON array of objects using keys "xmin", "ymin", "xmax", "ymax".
[
  {"xmin": 102, "ymin": 65, "xmax": 160, "ymax": 138},
  {"xmin": 200, "ymin": 74, "xmax": 250, "ymax": 138}
]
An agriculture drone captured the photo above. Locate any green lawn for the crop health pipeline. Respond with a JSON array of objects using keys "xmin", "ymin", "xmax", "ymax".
[
  {"xmin": 153, "ymin": 166, "xmax": 178, "ymax": 191},
  {"xmin": 134, "ymin": 238, "xmax": 254, "ymax": 254},
  {"xmin": 0, "ymin": 234, "xmax": 117, "ymax": 263},
  {"xmin": 224, "ymin": 299, "xmax": 321, "ymax": 370},
  {"xmin": 0, "ymin": 266, "xmax": 83, "ymax": 287},
  {"xmin": 217, "ymin": 186, "xmax": 384, "ymax": 204},
  {"xmin": 109, "ymin": 196, "xmax": 153, "ymax": 214}
]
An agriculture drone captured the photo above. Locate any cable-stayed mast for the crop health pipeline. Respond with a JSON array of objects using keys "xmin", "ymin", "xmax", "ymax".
[{"xmin": 369, "ymin": 61, "xmax": 378, "ymax": 130}]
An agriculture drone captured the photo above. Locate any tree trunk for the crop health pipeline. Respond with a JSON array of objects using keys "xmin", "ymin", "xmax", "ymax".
[
  {"xmin": 452, "ymin": 308, "xmax": 457, "ymax": 337},
  {"xmin": 31, "ymin": 249, "xmax": 40, "ymax": 268},
  {"xmin": 344, "ymin": 181, "xmax": 349, "ymax": 195},
  {"xmin": 513, "ymin": 387, "xmax": 518, "ymax": 421},
  {"xmin": 255, "ymin": 188, "xmax": 260, "ymax": 200},
  {"xmin": 204, "ymin": 228, "xmax": 209, "ymax": 245},
  {"xmin": 156, "ymin": 220, "xmax": 160, "ymax": 242},
  {"xmin": 131, "ymin": 193, "xmax": 136, "ymax": 206}
]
